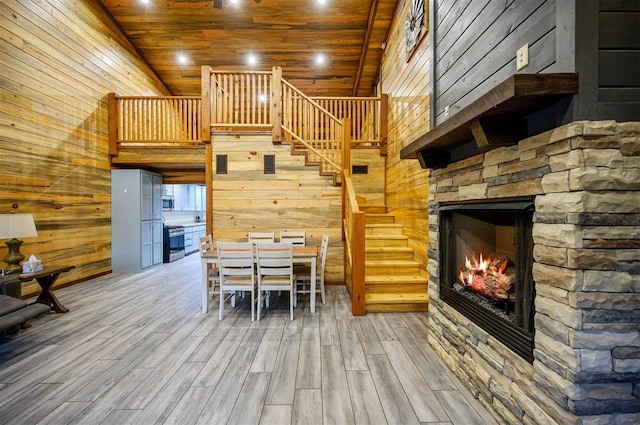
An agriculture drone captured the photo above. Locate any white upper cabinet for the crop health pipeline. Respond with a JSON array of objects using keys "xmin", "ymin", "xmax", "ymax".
[{"xmin": 163, "ymin": 184, "xmax": 206, "ymax": 211}]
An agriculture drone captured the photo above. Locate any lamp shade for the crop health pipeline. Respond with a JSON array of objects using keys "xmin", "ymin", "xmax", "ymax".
[{"xmin": 0, "ymin": 214, "xmax": 38, "ymax": 239}]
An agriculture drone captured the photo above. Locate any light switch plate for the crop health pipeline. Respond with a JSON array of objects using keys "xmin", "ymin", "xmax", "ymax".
[{"xmin": 516, "ymin": 44, "xmax": 529, "ymax": 71}]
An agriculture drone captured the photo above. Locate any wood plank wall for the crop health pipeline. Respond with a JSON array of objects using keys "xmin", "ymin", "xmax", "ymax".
[
  {"xmin": 350, "ymin": 148, "xmax": 386, "ymax": 205},
  {"xmin": 434, "ymin": 0, "xmax": 559, "ymax": 125},
  {"xmin": 379, "ymin": 1, "xmax": 431, "ymax": 266},
  {"xmin": 0, "ymin": 0, "xmax": 168, "ymax": 296},
  {"xmin": 210, "ymin": 133, "xmax": 345, "ymax": 282},
  {"xmin": 596, "ymin": 0, "xmax": 640, "ymax": 121}
]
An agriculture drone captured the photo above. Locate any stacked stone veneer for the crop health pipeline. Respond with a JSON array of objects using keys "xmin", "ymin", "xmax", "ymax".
[{"xmin": 427, "ymin": 121, "xmax": 640, "ymax": 424}]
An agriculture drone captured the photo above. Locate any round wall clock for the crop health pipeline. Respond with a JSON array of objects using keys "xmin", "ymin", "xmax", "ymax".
[{"xmin": 405, "ymin": 0, "xmax": 426, "ymax": 54}]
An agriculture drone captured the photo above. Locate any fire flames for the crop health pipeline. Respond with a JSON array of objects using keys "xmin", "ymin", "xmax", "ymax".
[{"xmin": 458, "ymin": 253, "xmax": 516, "ymax": 301}]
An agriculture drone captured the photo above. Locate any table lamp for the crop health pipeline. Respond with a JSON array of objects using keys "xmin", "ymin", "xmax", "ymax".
[{"xmin": 0, "ymin": 214, "xmax": 38, "ymax": 274}]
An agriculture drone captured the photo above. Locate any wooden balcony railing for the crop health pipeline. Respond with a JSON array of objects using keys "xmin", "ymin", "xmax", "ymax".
[
  {"xmin": 108, "ymin": 93, "xmax": 202, "ymax": 155},
  {"xmin": 200, "ymin": 66, "xmax": 386, "ymax": 174},
  {"xmin": 313, "ymin": 96, "xmax": 387, "ymax": 148},
  {"xmin": 209, "ymin": 70, "xmax": 273, "ymax": 128}
]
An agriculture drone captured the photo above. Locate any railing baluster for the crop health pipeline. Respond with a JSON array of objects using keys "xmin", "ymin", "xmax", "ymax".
[{"xmin": 112, "ymin": 96, "xmax": 203, "ymax": 145}]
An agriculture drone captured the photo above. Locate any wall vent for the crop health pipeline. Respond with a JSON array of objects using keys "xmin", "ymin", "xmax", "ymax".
[
  {"xmin": 264, "ymin": 155, "xmax": 275, "ymax": 174},
  {"xmin": 352, "ymin": 165, "xmax": 368, "ymax": 174},
  {"xmin": 216, "ymin": 155, "xmax": 227, "ymax": 174}
]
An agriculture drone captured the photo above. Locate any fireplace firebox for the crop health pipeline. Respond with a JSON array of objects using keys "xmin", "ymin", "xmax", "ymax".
[{"xmin": 439, "ymin": 200, "xmax": 535, "ymax": 362}]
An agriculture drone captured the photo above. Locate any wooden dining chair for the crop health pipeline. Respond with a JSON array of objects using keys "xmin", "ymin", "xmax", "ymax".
[
  {"xmin": 199, "ymin": 235, "xmax": 220, "ymax": 299},
  {"xmin": 256, "ymin": 242, "xmax": 297, "ymax": 320},
  {"xmin": 217, "ymin": 241, "xmax": 257, "ymax": 321},
  {"xmin": 248, "ymin": 232, "xmax": 275, "ymax": 244},
  {"xmin": 279, "ymin": 230, "xmax": 306, "ymax": 246},
  {"xmin": 296, "ymin": 234, "xmax": 328, "ymax": 305}
]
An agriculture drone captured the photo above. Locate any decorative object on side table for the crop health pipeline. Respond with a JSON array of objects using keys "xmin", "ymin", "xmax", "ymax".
[
  {"xmin": 405, "ymin": 0, "xmax": 426, "ymax": 60},
  {"xmin": 0, "ymin": 214, "xmax": 38, "ymax": 274}
]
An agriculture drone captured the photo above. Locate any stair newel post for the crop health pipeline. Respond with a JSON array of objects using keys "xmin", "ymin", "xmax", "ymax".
[
  {"xmin": 201, "ymin": 66, "xmax": 212, "ymax": 143},
  {"xmin": 341, "ymin": 117, "xmax": 351, "ymax": 240},
  {"xmin": 271, "ymin": 66, "xmax": 283, "ymax": 143},
  {"xmin": 341, "ymin": 117, "xmax": 351, "ymax": 177},
  {"xmin": 343, "ymin": 169, "xmax": 365, "ymax": 317},
  {"xmin": 380, "ymin": 93, "xmax": 388, "ymax": 156},
  {"xmin": 352, "ymin": 206, "xmax": 366, "ymax": 316}
]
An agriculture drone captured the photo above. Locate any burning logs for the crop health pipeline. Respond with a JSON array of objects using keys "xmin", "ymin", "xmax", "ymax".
[{"xmin": 458, "ymin": 253, "xmax": 516, "ymax": 301}]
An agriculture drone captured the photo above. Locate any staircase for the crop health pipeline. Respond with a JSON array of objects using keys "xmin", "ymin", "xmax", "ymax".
[
  {"xmin": 361, "ymin": 205, "xmax": 429, "ymax": 313},
  {"xmin": 287, "ymin": 140, "xmax": 342, "ymax": 186}
]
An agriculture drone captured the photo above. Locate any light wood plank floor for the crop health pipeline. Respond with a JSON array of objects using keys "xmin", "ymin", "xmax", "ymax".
[{"xmin": 0, "ymin": 253, "xmax": 498, "ymax": 425}]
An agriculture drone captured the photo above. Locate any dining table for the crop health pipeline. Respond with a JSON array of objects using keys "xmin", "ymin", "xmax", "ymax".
[{"xmin": 200, "ymin": 245, "xmax": 318, "ymax": 315}]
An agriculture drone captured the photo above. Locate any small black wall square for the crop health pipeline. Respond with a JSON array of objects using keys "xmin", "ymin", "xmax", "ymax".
[
  {"xmin": 216, "ymin": 154, "xmax": 228, "ymax": 174},
  {"xmin": 264, "ymin": 155, "xmax": 275, "ymax": 174},
  {"xmin": 352, "ymin": 165, "xmax": 368, "ymax": 174}
]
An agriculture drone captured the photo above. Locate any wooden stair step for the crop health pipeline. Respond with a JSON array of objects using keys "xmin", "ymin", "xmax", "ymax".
[
  {"xmin": 365, "ymin": 273, "xmax": 428, "ymax": 285},
  {"xmin": 365, "ymin": 259, "xmax": 421, "ymax": 267},
  {"xmin": 366, "ymin": 293, "xmax": 428, "ymax": 303},
  {"xmin": 360, "ymin": 205, "xmax": 388, "ymax": 214},
  {"xmin": 365, "ymin": 246, "xmax": 414, "ymax": 260},
  {"xmin": 365, "ymin": 260, "xmax": 421, "ymax": 275},
  {"xmin": 365, "ymin": 213, "xmax": 396, "ymax": 224},
  {"xmin": 364, "ymin": 293, "xmax": 429, "ymax": 313},
  {"xmin": 365, "ymin": 234, "xmax": 409, "ymax": 247},
  {"xmin": 365, "ymin": 223, "xmax": 404, "ymax": 235},
  {"xmin": 365, "ymin": 273, "xmax": 428, "ymax": 293}
]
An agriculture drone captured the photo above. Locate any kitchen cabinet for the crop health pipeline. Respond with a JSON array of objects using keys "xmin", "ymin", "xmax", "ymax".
[
  {"xmin": 112, "ymin": 169, "xmax": 163, "ymax": 272},
  {"xmin": 162, "ymin": 184, "xmax": 206, "ymax": 211},
  {"xmin": 184, "ymin": 224, "xmax": 206, "ymax": 255}
]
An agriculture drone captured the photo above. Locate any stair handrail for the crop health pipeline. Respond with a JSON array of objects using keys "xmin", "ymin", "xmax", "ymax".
[
  {"xmin": 342, "ymin": 169, "xmax": 365, "ymax": 316},
  {"xmin": 281, "ymin": 128, "xmax": 342, "ymax": 172},
  {"xmin": 281, "ymin": 78, "xmax": 344, "ymax": 175}
]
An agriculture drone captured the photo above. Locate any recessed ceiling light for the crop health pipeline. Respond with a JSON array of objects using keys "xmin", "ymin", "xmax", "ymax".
[
  {"xmin": 258, "ymin": 94, "xmax": 268, "ymax": 103},
  {"xmin": 177, "ymin": 54, "xmax": 188, "ymax": 65},
  {"xmin": 315, "ymin": 53, "xmax": 326, "ymax": 65},
  {"xmin": 247, "ymin": 54, "xmax": 258, "ymax": 66},
  {"xmin": 139, "ymin": 0, "xmax": 150, "ymax": 4}
]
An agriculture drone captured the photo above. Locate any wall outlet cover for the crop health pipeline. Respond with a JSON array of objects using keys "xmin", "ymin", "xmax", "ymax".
[{"xmin": 516, "ymin": 44, "xmax": 529, "ymax": 71}]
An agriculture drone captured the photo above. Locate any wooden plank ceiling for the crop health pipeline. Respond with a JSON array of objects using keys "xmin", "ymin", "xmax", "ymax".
[{"xmin": 98, "ymin": 0, "xmax": 399, "ymax": 97}]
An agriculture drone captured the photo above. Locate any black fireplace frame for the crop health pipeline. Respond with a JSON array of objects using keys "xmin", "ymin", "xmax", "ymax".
[{"xmin": 439, "ymin": 199, "xmax": 535, "ymax": 362}]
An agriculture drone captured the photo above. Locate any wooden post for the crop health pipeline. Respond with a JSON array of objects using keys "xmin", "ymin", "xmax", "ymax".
[
  {"xmin": 352, "ymin": 208, "xmax": 366, "ymax": 316},
  {"xmin": 107, "ymin": 93, "xmax": 118, "ymax": 156},
  {"xmin": 379, "ymin": 93, "xmax": 388, "ymax": 156},
  {"xmin": 271, "ymin": 66, "xmax": 283, "ymax": 143},
  {"xmin": 341, "ymin": 118, "xmax": 351, "ymax": 174},
  {"xmin": 341, "ymin": 168, "xmax": 350, "ymax": 241},
  {"xmin": 205, "ymin": 143, "xmax": 213, "ymax": 237},
  {"xmin": 201, "ymin": 66, "xmax": 212, "ymax": 143}
]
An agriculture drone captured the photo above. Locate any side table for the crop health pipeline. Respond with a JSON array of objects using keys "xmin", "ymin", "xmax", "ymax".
[{"xmin": 18, "ymin": 265, "xmax": 75, "ymax": 313}]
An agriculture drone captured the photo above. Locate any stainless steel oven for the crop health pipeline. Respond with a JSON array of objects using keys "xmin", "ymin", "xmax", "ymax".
[{"xmin": 163, "ymin": 225, "xmax": 185, "ymax": 263}]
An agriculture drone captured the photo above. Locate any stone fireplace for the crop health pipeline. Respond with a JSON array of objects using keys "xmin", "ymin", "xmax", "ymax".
[
  {"xmin": 439, "ymin": 200, "xmax": 535, "ymax": 362},
  {"xmin": 427, "ymin": 121, "xmax": 640, "ymax": 424}
]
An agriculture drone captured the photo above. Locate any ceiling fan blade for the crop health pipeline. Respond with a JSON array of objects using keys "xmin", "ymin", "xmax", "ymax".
[{"xmin": 214, "ymin": 0, "xmax": 222, "ymax": 9}]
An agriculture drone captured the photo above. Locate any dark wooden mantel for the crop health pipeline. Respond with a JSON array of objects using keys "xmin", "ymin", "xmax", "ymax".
[{"xmin": 400, "ymin": 73, "xmax": 579, "ymax": 169}]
